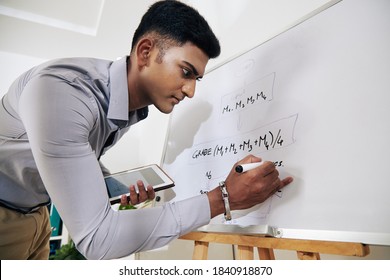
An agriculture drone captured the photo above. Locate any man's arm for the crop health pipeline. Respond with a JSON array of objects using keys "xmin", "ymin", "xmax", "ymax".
[{"xmin": 18, "ymin": 74, "xmax": 209, "ymax": 259}]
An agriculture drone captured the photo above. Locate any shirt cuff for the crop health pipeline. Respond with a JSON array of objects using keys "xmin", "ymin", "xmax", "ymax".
[{"xmin": 174, "ymin": 194, "xmax": 211, "ymax": 235}]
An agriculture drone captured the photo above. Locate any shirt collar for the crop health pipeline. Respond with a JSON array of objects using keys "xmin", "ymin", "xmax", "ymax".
[
  {"xmin": 108, "ymin": 56, "xmax": 149, "ymax": 128},
  {"xmin": 107, "ymin": 56, "xmax": 129, "ymax": 122}
]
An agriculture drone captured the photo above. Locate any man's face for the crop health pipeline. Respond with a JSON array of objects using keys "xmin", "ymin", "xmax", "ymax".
[{"xmin": 139, "ymin": 42, "xmax": 209, "ymax": 114}]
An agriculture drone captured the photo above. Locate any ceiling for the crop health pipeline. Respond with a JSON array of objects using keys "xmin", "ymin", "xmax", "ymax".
[
  {"xmin": 0, "ymin": 0, "xmax": 333, "ymax": 69},
  {"xmin": 0, "ymin": 0, "xmax": 156, "ymax": 60},
  {"xmin": 0, "ymin": 0, "xmax": 104, "ymax": 35}
]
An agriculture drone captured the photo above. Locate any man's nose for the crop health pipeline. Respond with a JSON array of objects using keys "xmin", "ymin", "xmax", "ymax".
[{"xmin": 182, "ymin": 80, "xmax": 196, "ymax": 98}]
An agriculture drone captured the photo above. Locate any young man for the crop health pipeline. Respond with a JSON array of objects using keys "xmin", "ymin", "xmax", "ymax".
[{"xmin": 0, "ymin": 0, "xmax": 292, "ymax": 259}]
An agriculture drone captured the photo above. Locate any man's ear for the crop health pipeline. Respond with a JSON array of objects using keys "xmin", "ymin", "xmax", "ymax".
[{"xmin": 136, "ymin": 38, "xmax": 154, "ymax": 68}]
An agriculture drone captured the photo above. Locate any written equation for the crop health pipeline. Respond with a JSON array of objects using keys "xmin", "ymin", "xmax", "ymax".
[
  {"xmin": 191, "ymin": 114, "xmax": 298, "ymax": 163},
  {"xmin": 220, "ymin": 72, "xmax": 275, "ymax": 116}
]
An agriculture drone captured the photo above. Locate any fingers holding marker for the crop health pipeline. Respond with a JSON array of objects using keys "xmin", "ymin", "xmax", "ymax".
[
  {"xmin": 235, "ymin": 161, "xmax": 264, "ymax": 173},
  {"xmin": 236, "ymin": 157, "xmax": 291, "ymax": 180},
  {"xmin": 235, "ymin": 156, "xmax": 293, "ymax": 194},
  {"xmin": 235, "ymin": 160, "xmax": 275, "ymax": 176}
]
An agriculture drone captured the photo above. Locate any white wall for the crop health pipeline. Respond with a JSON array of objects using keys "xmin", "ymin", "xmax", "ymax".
[
  {"xmin": 0, "ymin": 51, "xmax": 46, "ymax": 94},
  {"xmin": 1, "ymin": 0, "xmax": 389, "ymax": 259}
]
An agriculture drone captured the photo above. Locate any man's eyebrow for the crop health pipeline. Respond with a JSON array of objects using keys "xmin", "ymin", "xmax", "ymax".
[{"xmin": 183, "ymin": 61, "xmax": 202, "ymax": 78}]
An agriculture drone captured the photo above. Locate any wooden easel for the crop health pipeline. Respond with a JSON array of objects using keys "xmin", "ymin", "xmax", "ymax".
[{"xmin": 180, "ymin": 232, "xmax": 370, "ymax": 260}]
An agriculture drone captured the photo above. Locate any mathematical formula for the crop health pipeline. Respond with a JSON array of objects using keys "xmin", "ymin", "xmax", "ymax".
[
  {"xmin": 191, "ymin": 114, "xmax": 298, "ymax": 163},
  {"xmin": 220, "ymin": 72, "xmax": 275, "ymax": 116}
]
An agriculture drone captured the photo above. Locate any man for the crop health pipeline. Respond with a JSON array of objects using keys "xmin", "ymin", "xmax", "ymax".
[{"xmin": 0, "ymin": 0, "xmax": 292, "ymax": 259}]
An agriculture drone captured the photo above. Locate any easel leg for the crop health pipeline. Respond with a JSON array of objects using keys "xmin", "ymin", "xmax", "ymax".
[
  {"xmin": 257, "ymin": 248, "xmax": 275, "ymax": 260},
  {"xmin": 192, "ymin": 241, "xmax": 209, "ymax": 260},
  {"xmin": 297, "ymin": 251, "xmax": 321, "ymax": 260},
  {"xmin": 237, "ymin": 245, "xmax": 254, "ymax": 260}
]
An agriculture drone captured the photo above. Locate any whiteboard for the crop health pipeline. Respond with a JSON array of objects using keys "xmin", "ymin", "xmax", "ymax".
[{"xmin": 161, "ymin": 0, "xmax": 390, "ymax": 245}]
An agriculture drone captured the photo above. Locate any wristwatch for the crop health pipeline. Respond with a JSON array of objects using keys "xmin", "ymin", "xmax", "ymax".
[{"xmin": 219, "ymin": 181, "xmax": 232, "ymax": 221}]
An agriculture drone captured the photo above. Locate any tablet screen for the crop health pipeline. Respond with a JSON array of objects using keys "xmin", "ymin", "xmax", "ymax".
[{"xmin": 104, "ymin": 165, "xmax": 174, "ymax": 203}]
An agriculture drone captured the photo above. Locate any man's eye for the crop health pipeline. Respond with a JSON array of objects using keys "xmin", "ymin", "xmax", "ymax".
[
  {"xmin": 182, "ymin": 68, "xmax": 191, "ymax": 77},
  {"xmin": 182, "ymin": 67, "xmax": 201, "ymax": 81}
]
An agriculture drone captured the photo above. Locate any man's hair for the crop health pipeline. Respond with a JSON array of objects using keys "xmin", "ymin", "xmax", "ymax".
[{"xmin": 131, "ymin": 0, "xmax": 221, "ymax": 59}]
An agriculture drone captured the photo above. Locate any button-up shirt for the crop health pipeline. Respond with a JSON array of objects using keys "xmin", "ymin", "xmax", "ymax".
[{"xmin": 0, "ymin": 56, "xmax": 210, "ymax": 259}]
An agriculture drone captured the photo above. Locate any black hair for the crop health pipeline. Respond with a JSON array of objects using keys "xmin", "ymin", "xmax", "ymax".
[{"xmin": 131, "ymin": 0, "xmax": 221, "ymax": 58}]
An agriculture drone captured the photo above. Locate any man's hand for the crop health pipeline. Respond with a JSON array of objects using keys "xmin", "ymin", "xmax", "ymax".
[
  {"xmin": 207, "ymin": 154, "xmax": 293, "ymax": 218},
  {"xmin": 120, "ymin": 180, "xmax": 156, "ymax": 207}
]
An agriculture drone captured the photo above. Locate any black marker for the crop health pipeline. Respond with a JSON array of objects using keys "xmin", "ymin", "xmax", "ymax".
[{"xmin": 235, "ymin": 162, "xmax": 264, "ymax": 173}]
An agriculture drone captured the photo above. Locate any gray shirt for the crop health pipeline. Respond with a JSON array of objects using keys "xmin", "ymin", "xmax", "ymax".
[{"xmin": 0, "ymin": 56, "xmax": 210, "ymax": 259}]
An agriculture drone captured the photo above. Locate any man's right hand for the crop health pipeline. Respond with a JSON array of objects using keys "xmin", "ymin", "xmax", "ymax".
[{"xmin": 206, "ymin": 154, "xmax": 293, "ymax": 218}]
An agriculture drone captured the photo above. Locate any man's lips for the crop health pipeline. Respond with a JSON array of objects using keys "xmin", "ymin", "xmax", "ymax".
[{"xmin": 172, "ymin": 95, "xmax": 184, "ymax": 104}]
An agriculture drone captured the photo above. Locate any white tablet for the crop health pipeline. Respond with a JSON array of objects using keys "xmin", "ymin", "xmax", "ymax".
[{"xmin": 104, "ymin": 164, "xmax": 174, "ymax": 204}]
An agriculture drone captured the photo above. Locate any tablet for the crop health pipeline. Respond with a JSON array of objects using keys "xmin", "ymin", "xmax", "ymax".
[{"xmin": 104, "ymin": 164, "xmax": 174, "ymax": 204}]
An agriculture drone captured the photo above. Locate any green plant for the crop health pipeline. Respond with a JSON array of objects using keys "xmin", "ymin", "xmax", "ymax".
[{"xmin": 49, "ymin": 240, "xmax": 86, "ymax": 260}]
